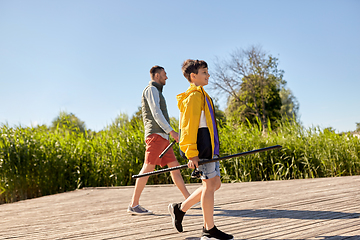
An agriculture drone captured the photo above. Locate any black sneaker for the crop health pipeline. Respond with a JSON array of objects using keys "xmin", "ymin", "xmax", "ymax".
[
  {"xmin": 201, "ymin": 225, "xmax": 234, "ymax": 240},
  {"xmin": 168, "ymin": 203, "xmax": 185, "ymax": 232}
]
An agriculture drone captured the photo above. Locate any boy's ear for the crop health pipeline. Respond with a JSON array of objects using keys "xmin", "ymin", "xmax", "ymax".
[{"xmin": 190, "ymin": 72, "xmax": 196, "ymax": 81}]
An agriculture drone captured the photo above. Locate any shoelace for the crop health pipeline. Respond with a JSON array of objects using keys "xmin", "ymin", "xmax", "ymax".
[{"xmin": 137, "ymin": 205, "xmax": 148, "ymax": 212}]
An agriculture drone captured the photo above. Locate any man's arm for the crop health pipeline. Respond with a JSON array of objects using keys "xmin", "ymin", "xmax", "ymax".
[{"xmin": 169, "ymin": 130, "xmax": 179, "ymax": 142}]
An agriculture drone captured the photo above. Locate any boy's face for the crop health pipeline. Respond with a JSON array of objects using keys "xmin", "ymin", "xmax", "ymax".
[{"xmin": 191, "ymin": 67, "xmax": 210, "ymax": 87}]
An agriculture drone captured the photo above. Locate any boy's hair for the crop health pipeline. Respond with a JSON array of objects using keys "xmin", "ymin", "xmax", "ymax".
[
  {"xmin": 181, "ymin": 59, "xmax": 208, "ymax": 82},
  {"xmin": 150, "ymin": 65, "xmax": 164, "ymax": 79}
]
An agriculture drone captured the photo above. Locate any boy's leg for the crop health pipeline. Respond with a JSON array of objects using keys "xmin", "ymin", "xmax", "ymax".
[
  {"xmin": 180, "ymin": 185, "xmax": 203, "ymax": 211},
  {"xmin": 169, "ymin": 161, "xmax": 221, "ymax": 232},
  {"xmin": 198, "ymin": 164, "xmax": 233, "ymax": 239},
  {"xmin": 201, "ymin": 175, "xmax": 221, "ymax": 230},
  {"xmin": 130, "ymin": 163, "xmax": 155, "ymax": 207},
  {"xmin": 167, "ymin": 161, "xmax": 190, "ymax": 199},
  {"xmin": 169, "ymin": 185, "xmax": 202, "ymax": 233}
]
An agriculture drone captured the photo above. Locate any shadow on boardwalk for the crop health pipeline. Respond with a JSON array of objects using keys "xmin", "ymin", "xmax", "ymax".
[{"xmin": 213, "ymin": 208, "xmax": 360, "ymax": 220}]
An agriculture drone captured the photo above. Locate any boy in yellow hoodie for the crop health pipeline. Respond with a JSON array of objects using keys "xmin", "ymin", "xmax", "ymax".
[{"xmin": 169, "ymin": 60, "xmax": 233, "ymax": 240}]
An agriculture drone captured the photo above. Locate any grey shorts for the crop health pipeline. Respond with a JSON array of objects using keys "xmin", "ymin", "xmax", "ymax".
[{"xmin": 198, "ymin": 156, "xmax": 220, "ymax": 180}]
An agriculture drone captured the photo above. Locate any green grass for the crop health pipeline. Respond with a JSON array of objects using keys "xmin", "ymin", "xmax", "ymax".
[{"xmin": 1, "ymin": 118, "xmax": 359, "ymax": 204}]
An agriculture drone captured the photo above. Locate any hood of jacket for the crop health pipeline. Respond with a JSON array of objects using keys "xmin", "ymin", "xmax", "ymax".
[{"xmin": 176, "ymin": 84, "xmax": 204, "ymax": 110}]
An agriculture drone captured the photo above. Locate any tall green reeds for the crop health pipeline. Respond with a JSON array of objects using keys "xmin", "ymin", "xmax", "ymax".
[
  {"xmin": 1, "ymin": 117, "xmax": 360, "ymax": 204},
  {"xmin": 0, "ymin": 118, "xmax": 146, "ymax": 203},
  {"xmin": 219, "ymin": 119, "xmax": 360, "ymax": 182}
]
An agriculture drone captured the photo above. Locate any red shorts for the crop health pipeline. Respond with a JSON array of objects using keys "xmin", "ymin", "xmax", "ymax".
[{"xmin": 145, "ymin": 134, "xmax": 177, "ymax": 167}]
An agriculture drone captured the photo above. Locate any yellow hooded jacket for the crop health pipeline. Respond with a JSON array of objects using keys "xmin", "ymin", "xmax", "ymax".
[{"xmin": 176, "ymin": 84, "xmax": 217, "ymax": 160}]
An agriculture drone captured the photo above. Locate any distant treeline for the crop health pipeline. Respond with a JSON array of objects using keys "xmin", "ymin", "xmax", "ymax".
[{"xmin": 1, "ymin": 115, "xmax": 359, "ymax": 204}]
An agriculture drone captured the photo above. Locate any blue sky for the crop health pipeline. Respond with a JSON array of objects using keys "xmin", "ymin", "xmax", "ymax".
[{"xmin": 1, "ymin": 0, "xmax": 359, "ymax": 133}]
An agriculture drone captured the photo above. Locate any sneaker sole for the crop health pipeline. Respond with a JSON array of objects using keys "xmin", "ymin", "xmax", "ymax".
[
  {"xmin": 190, "ymin": 201, "xmax": 201, "ymax": 209},
  {"xmin": 168, "ymin": 203, "xmax": 177, "ymax": 230},
  {"xmin": 127, "ymin": 209, "xmax": 153, "ymax": 215},
  {"xmin": 201, "ymin": 237, "xmax": 234, "ymax": 240}
]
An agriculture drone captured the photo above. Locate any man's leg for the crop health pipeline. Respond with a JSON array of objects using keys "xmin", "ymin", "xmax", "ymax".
[
  {"xmin": 167, "ymin": 161, "xmax": 191, "ymax": 199},
  {"xmin": 130, "ymin": 163, "xmax": 155, "ymax": 207}
]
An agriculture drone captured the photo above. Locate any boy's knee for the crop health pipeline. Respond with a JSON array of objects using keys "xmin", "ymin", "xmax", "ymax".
[
  {"xmin": 215, "ymin": 177, "xmax": 221, "ymax": 190},
  {"xmin": 216, "ymin": 181, "xmax": 221, "ymax": 191},
  {"xmin": 203, "ymin": 176, "xmax": 221, "ymax": 191}
]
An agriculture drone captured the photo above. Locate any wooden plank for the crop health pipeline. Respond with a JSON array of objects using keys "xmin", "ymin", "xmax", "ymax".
[{"xmin": 0, "ymin": 176, "xmax": 359, "ymax": 239}]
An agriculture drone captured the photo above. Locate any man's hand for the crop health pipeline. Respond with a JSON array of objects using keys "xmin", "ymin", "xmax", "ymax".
[
  {"xmin": 169, "ymin": 130, "xmax": 179, "ymax": 143},
  {"xmin": 188, "ymin": 156, "xmax": 199, "ymax": 169}
]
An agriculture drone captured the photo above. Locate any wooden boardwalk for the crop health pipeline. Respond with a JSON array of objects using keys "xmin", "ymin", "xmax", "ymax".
[{"xmin": 1, "ymin": 176, "xmax": 359, "ymax": 240}]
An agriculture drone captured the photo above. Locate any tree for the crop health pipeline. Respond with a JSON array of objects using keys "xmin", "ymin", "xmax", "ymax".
[
  {"xmin": 210, "ymin": 45, "xmax": 298, "ymax": 131},
  {"xmin": 130, "ymin": 106, "xmax": 143, "ymax": 124},
  {"xmin": 51, "ymin": 111, "xmax": 86, "ymax": 133},
  {"xmin": 108, "ymin": 107, "xmax": 143, "ymax": 131},
  {"xmin": 280, "ymin": 88, "xmax": 299, "ymax": 121},
  {"xmin": 356, "ymin": 122, "xmax": 360, "ymax": 132},
  {"xmin": 212, "ymin": 98, "xmax": 226, "ymax": 127},
  {"xmin": 109, "ymin": 112, "xmax": 130, "ymax": 129}
]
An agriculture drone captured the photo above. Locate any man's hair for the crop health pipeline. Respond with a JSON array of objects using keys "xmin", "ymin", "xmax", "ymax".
[
  {"xmin": 150, "ymin": 65, "xmax": 164, "ymax": 79},
  {"xmin": 181, "ymin": 59, "xmax": 208, "ymax": 82}
]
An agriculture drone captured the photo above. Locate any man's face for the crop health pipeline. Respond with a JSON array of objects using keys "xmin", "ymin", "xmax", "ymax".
[
  {"xmin": 191, "ymin": 67, "xmax": 210, "ymax": 87},
  {"xmin": 158, "ymin": 69, "xmax": 168, "ymax": 85}
]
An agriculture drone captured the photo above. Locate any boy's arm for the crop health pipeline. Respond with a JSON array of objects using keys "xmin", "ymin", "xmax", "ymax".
[
  {"xmin": 179, "ymin": 92, "xmax": 202, "ymax": 161},
  {"xmin": 144, "ymin": 86, "xmax": 174, "ymax": 134},
  {"xmin": 187, "ymin": 156, "xmax": 200, "ymax": 169}
]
